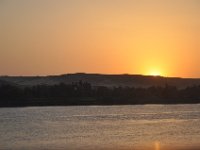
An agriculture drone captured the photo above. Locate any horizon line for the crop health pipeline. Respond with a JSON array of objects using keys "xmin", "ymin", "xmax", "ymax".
[{"xmin": 0, "ymin": 72, "xmax": 199, "ymax": 79}]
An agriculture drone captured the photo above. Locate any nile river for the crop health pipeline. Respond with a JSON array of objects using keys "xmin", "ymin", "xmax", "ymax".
[{"xmin": 0, "ymin": 104, "xmax": 200, "ymax": 150}]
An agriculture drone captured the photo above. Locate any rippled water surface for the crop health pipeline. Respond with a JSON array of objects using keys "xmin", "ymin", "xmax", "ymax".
[{"xmin": 0, "ymin": 104, "xmax": 200, "ymax": 150}]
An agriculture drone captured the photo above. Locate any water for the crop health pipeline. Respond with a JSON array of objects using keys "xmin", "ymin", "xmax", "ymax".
[{"xmin": 0, "ymin": 104, "xmax": 200, "ymax": 150}]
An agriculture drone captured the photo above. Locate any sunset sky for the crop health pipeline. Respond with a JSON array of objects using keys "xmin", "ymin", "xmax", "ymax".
[{"xmin": 0, "ymin": 0, "xmax": 200, "ymax": 77}]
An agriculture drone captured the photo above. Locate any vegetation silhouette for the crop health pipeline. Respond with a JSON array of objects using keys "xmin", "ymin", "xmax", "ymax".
[{"xmin": 0, "ymin": 81, "xmax": 200, "ymax": 107}]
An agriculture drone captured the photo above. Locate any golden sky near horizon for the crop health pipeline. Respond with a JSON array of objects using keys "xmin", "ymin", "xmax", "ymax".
[{"xmin": 0, "ymin": 0, "xmax": 200, "ymax": 77}]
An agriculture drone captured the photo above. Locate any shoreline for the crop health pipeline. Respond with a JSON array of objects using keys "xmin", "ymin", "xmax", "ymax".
[{"xmin": 0, "ymin": 98, "xmax": 200, "ymax": 108}]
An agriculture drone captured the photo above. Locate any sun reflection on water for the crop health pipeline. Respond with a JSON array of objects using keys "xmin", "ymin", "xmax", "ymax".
[{"xmin": 154, "ymin": 141, "xmax": 160, "ymax": 150}]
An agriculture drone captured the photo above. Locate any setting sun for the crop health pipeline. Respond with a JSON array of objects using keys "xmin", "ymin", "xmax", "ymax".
[
  {"xmin": 145, "ymin": 67, "xmax": 164, "ymax": 77},
  {"xmin": 149, "ymin": 70, "xmax": 162, "ymax": 76}
]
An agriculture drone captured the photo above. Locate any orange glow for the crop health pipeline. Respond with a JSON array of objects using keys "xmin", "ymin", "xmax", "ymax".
[{"xmin": 0, "ymin": 1, "xmax": 200, "ymax": 77}]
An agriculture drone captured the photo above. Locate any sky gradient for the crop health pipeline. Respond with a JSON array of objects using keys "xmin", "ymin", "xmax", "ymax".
[{"xmin": 0, "ymin": 0, "xmax": 200, "ymax": 77}]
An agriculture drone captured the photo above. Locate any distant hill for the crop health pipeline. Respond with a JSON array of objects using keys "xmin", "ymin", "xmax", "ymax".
[
  {"xmin": 1, "ymin": 73, "xmax": 200, "ymax": 107},
  {"xmin": 1, "ymin": 73, "xmax": 200, "ymax": 89}
]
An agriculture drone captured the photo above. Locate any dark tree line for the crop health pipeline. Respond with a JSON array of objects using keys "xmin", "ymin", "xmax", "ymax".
[{"xmin": 0, "ymin": 81, "xmax": 200, "ymax": 107}]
